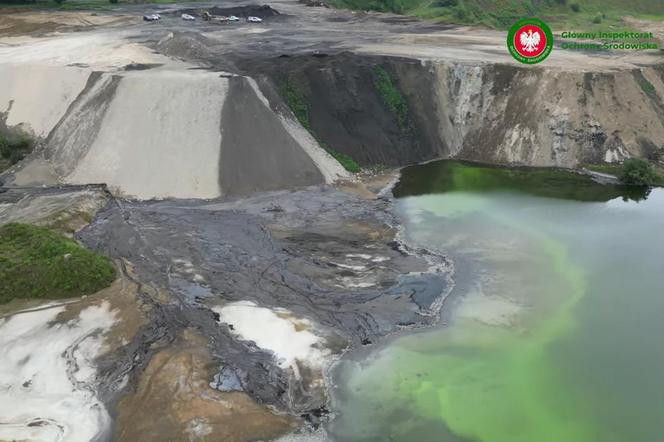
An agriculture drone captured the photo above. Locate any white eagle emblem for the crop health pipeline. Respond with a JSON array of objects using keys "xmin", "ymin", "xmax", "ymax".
[{"xmin": 519, "ymin": 29, "xmax": 541, "ymax": 53}]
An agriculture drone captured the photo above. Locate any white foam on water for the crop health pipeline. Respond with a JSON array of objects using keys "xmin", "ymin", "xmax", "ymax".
[{"xmin": 0, "ymin": 302, "xmax": 117, "ymax": 442}]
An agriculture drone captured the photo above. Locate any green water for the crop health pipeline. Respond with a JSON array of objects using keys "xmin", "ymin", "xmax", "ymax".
[{"xmin": 330, "ymin": 161, "xmax": 664, "ymax": 442}]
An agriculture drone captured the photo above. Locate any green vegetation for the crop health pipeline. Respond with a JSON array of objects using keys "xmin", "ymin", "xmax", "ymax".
[
  {"xmin": 636, "ymin": 74, "xmax": 657, "ymax": 97},
  {"xmin": 0, "ymin": 223, "xmax": 116, "ymax": 304},
  {"xmin": 320, "ymin": 141, "xmax": 361, "ymax": 173},
  {"xmin": 0, "ymin": 134, "xmax": 32, "ymax": 172},
  {"xmin": 372, "ymin": 65, "xmax": 412, "ymax": 134},
  {"xmin": 327, "ymin": 0, "xmax": 664, "ymax": 29},
  {"xmin": 618, "ymin": 158, "xmax": 657, "ymax": 186},
  {"xmin": 280, "ymin": 78, "xmax": 311, "ymax": 131},
  {"xmin": 279, "ymin": 76, "xmax": 361, "ymax": 173},
  {"xmin": 585, "ymin": 161, "xmax": 664, "ymax": 186}
]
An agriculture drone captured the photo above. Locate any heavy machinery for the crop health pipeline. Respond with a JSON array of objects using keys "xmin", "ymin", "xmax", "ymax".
[{"xmin": 201, "ymin": 11, "xmax": 230, "ymax": 23}]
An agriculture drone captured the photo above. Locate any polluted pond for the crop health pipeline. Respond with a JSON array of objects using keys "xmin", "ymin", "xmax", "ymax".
[{"xmin": 330, "ymin": 160, "xmax": 664, "ymax": 442}]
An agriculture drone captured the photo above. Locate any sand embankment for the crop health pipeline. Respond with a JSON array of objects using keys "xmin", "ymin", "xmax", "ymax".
[
  {"xmin": 66, "ymin": 69, "xmax": 227, "ymax": 199},
  {"xmin": 0, "ymin": 32, "xmax": 348, "ymax": 199}
]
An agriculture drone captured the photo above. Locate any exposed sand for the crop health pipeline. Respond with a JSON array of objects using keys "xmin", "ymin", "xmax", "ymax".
[
  {"xmin": 0, "ymin": 31, "xmax": 348, "ymax": 199},
  {"xmin": 66, "ymin": 69, "xmax": 227, "ymax": 199},
  {"xmin": 0, "ymin": 11, "xmax": 137, "ymax": 37},
  {"xmin": 114, "ymin": 329, "xmax": 295, "ymax": 442},
  {"xmin": 0, "ymin": 64, "xmax": 90, "ymax": 137},
  {"xmin": 0, "ymin": 302, "xmax": 117, "ymax": 442},
  {"xmin": 214, "ymin": 301, "xmax": 332, "ymax": 375},
  {"xmin": 0, "ymin": 32, "xmax": 165, "ymax": 68}
]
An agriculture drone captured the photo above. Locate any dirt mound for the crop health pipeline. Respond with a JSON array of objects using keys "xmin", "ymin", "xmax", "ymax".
[
  {"xmin": 154, "ymin": 32, "xmax": 216, "ymax": 61},
  {"xmin": 218, "ymin": 77, "xmax": 326, "ymax": 196},
  {"xmin": 180, "ymin": 4, "xmax": 281, "ymax": 19}
]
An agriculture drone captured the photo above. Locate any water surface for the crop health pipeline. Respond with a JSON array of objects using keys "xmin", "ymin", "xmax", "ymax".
[{"xmin": 330, "ymin": 161, "xmax": 664, "ymax": 442}]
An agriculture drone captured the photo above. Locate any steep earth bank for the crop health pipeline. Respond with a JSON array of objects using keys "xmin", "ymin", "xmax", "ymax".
[
  {"xmin": 240, "ymin": 52, "xmax": 664, "ymax": 169},
  {"xmin": 0, "ymin": 59, "xmax": 347, "ymax": 199},
  {"xmin": 2, "ymin": 24, "xmax": 663, "ymax": 201}
]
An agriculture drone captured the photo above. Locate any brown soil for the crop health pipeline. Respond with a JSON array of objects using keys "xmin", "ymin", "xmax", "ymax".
[
  {"xmin": 114, "ymin": 329, "xmax": 296, "ymax": 442},
  {"xmin": 0, "ymin": 11, "xmax": 136, "ymax": 37},
  {"xmin": 53, "ymin": 260, "xmax": 147, "ymax": 353}
]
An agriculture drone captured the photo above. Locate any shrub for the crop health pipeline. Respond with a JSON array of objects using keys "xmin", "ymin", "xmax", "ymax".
[
  {"xmin": 570, "ymin": 3, "xmax": 580, "ymax": 12},
  {"xmin": 618, "ymin": 158, "xmax": 656, "ymax": 186},
  {"xmin": 436, "ymin": 0, "xmax": 458, "ymax": 6},
  {"xmin": 592, "ymin": 12, "xmax": 602, "ymax": 23},
  {"xmin": 0, "ymin": 134, "xmax": 32, "ymax": 171}
]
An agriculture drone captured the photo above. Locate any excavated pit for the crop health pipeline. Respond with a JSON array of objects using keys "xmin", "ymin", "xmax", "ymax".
[{"xmin": 1, "ymin": 3, "xmax": 664, "ymax": 440}]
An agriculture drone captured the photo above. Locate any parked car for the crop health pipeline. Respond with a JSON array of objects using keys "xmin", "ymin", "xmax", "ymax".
[
  {"xmin": 228, "ymin": 15, "xmax": 240, "ymax": 21},
  {"xmin": 247, "ymin": 16, "xmax": 263, "ymax": 23},
  {"xmin": 181, "ymin": 13, "xmax": 195, "ymax": 21},
  {"xmin": 143, "ymin": 14, "xmax": 161, "ymax": 22}
]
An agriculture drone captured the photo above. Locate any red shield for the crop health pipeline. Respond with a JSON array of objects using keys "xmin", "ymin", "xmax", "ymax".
[{"xmin": 513, "ymin": 24, "xmax": 547, "ymax": 58}]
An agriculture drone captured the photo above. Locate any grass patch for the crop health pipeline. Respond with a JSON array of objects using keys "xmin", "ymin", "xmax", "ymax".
[
  {"xmin": 327, "ymin": 0, "xmax": 664, "ymax": 30},
  {"xmin": 279, "ymin": 76, "xmax": 361, "ymax": 173},
  {"xmin": 0, "ymin": 223, "xmax": 116, "ymax": 304},
  {"xmin": 320, "ymin": 141, "xmax": 361, "ymax": 173},
  {"xmin": 372, "ymin": 65, "xmax": 412, "ymax": 134},
  {"xmin": 636, "ymin": 74, "xmax": 657, "ymax": 97},
  {"xmin": 280, "ymin": 77, "xmax": 311, "ymax": 131}
]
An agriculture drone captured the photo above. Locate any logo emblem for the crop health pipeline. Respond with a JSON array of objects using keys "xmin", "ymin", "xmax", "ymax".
[{"xmin": 507, "ymin": 18, "xmax": 553, "ymax": 64}]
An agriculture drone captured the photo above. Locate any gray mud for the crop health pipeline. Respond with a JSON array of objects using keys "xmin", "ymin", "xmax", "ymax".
[
  {"xmin": 75, "ymin": 185, "xmax": 452, "ymax": 426},
  {"xmin": 219, "ymin": 76, "xmax": 324, "ymax": 196}
]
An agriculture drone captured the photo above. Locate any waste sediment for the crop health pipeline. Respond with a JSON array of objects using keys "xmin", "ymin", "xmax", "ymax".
[{"xmin": 68, "ymin": 183, "xmax": 452, "ymax": 432}]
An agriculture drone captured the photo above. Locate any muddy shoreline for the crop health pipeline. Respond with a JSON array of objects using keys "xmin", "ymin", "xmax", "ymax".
[{"xmin": 26, "ymin": 178, "xmax": 448, "ymax": 439}]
